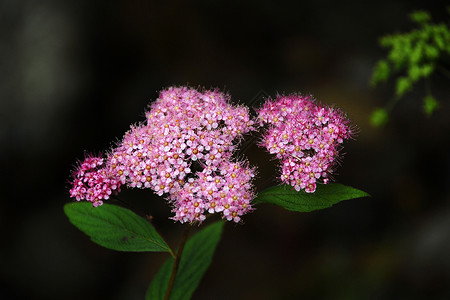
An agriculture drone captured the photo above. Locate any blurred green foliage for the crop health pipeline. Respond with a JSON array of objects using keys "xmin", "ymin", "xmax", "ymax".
[
  {"xmin": 423, "ymin": 94, "xmax": 439, "ymax": 116},
  {"xmin": 370, "ymin": 108, "xmax": 389, "ymax": 127},
  {"xmin": 370, "ymin": 9, "xmax": 450, "ymax": 126}
]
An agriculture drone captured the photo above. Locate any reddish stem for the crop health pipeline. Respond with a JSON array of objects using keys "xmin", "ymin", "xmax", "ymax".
[{"xmin": 164, "ymin": 224, "xmax": 191, "ymax": 300}]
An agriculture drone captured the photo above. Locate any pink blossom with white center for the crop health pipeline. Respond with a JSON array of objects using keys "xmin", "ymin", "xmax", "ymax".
[{"xmin": 257, "ymin": 93, "xmax": 353, "ymax": 193}]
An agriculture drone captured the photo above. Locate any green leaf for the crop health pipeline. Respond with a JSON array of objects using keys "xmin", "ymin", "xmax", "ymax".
[
  {"xmin": 370, "ymin": 108, "xmax": 389, "ymax": 127},
  {"xmin": 370, "ymin": 60, "xmax": 390, "ymax": 87},
  {"xmin": 64, "ymin": 202, "xmax": 170, "ymax": 252},
  {"xmin": 409, "ymin": 43, "xmax": 423, "ymax": 65},
  {"xmin": 410, "ymin": 10, "xmax": 431, "ymax": 25},
  {"xmin": 253, "ymin": 184, "xmax": 369, "ymax": 212},
  {"xmin": 423, "ymin": 94, "xmax": 439, "ymax": 116},
  {"xmin": 424, "ymin": 45, "xmax": 439, "ymax": 59},
  {"xmin": 421, "ymin": 63, "xmax": 434, "ymax": 77},
  {"xmin": 388, "ymin": 39, "xmax": 408, "ymax": 68},
  {"xmin": 433, "ymin": 33, "xmax": 445, "ymax": 50},
  {"xmin": 408, "ymin": 64, "xmax": 422, "ymax": 81},
  {"xmin": 146, "ymin": 221, "xmax": 224, "ymax": 300},
  {"xmin": 380, "ymin": 35, "xmax": 394, "ymax": 47},
  {"xmin": 396, "ymin": 77, "xmax": 412, "ymax": 97}
]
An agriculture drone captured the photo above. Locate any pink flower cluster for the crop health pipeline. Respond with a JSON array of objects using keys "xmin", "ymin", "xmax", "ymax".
[
  {"xmin": 69, "ymin": 87, "xmax": 355, "ymax": 222},
  {"xmin": 257, "ymin": 94, "xmax": 353, "ymax": 193},
  {"xmin": 69, "ymin": 156, "xmax": 121, "ymax": 207},
  {"xmin": 70, "ymin": 86, "xmax": 256, "ymax": 223}
]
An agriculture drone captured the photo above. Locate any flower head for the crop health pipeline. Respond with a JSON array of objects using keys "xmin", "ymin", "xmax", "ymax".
[
  {"xmin": 257, "ymin": 93, "xmax": 353, "ymax": 193},
  {"xmin": 108, "ymin": 86, "xmax": 257, "ymax": 223}
]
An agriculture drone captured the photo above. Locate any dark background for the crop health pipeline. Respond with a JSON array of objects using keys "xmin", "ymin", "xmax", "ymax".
[{"xmin": 2, "ymin": 0, "xmax": 450, "ymax": 299}]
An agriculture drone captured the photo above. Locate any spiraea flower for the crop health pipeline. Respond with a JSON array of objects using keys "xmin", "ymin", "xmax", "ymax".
[
  {"xmin": 107, "ymin": 86, "xmax": 256, "ymax": 223},
  {"xmin": 69, "ymin": 155, "xmax": 122, "ymax": 207},
  {"xmin": 257, "ymin": 93, "xmax": 353, "ymax": 193}
]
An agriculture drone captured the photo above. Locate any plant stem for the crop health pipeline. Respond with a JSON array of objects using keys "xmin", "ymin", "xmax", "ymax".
[{"xmin": 164, "ymin": 224, "xmax": 191, "ymax": 300}]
